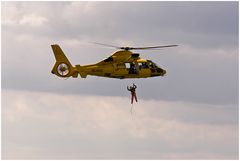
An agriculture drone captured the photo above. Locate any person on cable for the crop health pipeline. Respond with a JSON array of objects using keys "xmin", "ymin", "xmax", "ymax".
[{"xmin": 127, "ymin": 83, "xmax": 138, "ymax": 104}]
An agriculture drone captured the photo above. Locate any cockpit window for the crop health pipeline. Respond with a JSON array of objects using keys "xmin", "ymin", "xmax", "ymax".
[
  {"xmin": 139, "ymin": 62, "xmax": 149, "ymax": 69},
  {"xmin": 148, "ymin": 60, "xmax": 158, "ymax": 68}
]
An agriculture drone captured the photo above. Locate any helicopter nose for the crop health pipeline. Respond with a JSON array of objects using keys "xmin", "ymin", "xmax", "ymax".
[
  {"xmin": 162, "ymin": 69, "xmax": 166, "ymax": 76},
  {"xmin": 156, "ymin": 68, "xmax": 166, "ymax": 76}
]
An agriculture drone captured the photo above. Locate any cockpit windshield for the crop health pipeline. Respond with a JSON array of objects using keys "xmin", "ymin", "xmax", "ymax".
[{"xmin": 147, "ymin": 60, "xmax": 158, "ymax": 68}]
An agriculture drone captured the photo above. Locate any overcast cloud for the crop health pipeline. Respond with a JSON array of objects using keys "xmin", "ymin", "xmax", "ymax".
[{"xmin": 1, "ymin": 1, "xmax": 238, "ymax": 159}]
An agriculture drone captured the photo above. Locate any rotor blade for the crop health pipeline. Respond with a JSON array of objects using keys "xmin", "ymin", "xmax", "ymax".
[
  {"xmin": 90, "ymin": 42, "xmax": 178, "ymax": 51},
  {"xmin": 131, "ymin": 45, "xmax": 178, "ymax": 50},
  {"xmin": 89, "ymin": 42, "xmax": 121, "ymax": 49}
]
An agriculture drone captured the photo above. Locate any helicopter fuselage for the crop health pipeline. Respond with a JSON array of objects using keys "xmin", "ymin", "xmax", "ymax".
[
  {"xmin": 79, "ymin": 59, "xmax": 166, "ymax": 79},
  {"xmin": 51, "ymin": 44, "xmax": 167, "ymax": 79}
]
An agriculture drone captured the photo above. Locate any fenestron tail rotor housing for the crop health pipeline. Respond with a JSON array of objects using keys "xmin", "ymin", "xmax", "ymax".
[{"xmin": 57, "ymin": 63, "xmax": 70, "ymax": 76}]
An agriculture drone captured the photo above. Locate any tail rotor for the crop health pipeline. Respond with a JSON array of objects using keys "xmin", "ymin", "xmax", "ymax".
[{"xmin": 57, "ymin": 63, "xmax": 70, "ymax": 76}]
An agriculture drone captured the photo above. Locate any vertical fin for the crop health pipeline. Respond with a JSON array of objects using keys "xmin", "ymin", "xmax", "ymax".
[{"xmin": 51, "ymin": 44, "xmax": 72, "ymax": 66}]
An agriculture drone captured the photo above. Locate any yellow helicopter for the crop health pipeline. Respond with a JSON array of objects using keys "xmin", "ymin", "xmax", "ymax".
[{"xmin": 51, "ymin": 43, "xmax": 177, "ymax": 79}]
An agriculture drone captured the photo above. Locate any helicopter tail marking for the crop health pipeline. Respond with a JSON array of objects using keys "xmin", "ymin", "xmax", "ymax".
[{"xmin": 51, "ymin": 44, "xmax": 79, "ymax": 78}]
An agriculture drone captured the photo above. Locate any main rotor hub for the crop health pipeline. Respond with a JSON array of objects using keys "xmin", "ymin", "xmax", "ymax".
[{"xmin": 120, "ymin": 47, "xmax": 132, "ymax": 51}]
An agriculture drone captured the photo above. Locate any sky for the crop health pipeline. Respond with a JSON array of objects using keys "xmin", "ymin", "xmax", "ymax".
[{"xmin": 1, "ymin": 1, "xmax": 239, "ymax": 159}]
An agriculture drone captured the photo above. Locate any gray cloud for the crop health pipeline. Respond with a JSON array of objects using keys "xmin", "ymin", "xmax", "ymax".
[
  {"xmin": 2, "ymin": 34, "xmax": 238, "ymax": 104},
  {"xmin": 2, "ymin": 89, "xmax": 238, "ymax": 159},
  {"xmin": 2, "ymin": 2, "xmax": 238, "ymax": 46}
]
